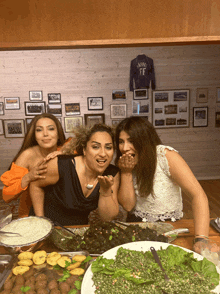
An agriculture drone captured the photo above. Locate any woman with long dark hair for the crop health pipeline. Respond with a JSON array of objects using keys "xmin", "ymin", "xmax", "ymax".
[
  {"xmin": 1, "ymin": 113, "xmax": 66, "ymax": 217},
  {"xmin": 115, "ymin": 116, "xmax": 210, "ymax": 253}
]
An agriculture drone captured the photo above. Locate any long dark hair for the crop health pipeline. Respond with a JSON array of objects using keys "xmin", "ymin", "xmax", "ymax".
[
  {"xmin": 62, "ymin": 123, "xmax": 115, "ymax": 155},
  {"xmin": 115, "ymin": 117, "xmax": 162, "ymax": 197},
  {"xmin": 11, "ymin": 113, "xmax": 66, "ymax": 164}
]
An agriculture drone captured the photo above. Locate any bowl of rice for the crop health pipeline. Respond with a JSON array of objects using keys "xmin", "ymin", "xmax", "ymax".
[{"xmin": 0, "ymin": 216, "xmax": 53, "ymax": 252}]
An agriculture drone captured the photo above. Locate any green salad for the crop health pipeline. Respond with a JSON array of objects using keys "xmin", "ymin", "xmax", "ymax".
[{"xmin": 91, "ymin": 246, "xmax": 219, "ymax": 294}]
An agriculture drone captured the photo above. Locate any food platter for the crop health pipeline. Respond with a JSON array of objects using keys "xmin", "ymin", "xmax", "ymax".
[
  {"xmin": 0, "ymin": 216, "xmax": 53, "ymax": 248},
  {"xmin": 81, "ymin": 241, "xmax": 220, "ymax": 294}
]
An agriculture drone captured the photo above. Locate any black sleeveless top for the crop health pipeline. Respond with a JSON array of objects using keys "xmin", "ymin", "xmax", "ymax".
[{"xmin": 30, "ymin": 155, "xmax": 119, "ymax": 225}]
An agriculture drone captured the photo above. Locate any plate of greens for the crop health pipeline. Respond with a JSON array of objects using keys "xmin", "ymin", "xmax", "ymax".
[{"xmin": 81, "ymin": 241, "xmax": 220, "ymax": 294}]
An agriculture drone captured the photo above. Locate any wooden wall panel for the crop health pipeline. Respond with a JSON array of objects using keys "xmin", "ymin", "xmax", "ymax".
[
  {"xmin": 0, "ymin": 44, "xmax": 220, "ymax": 189},
  {"xmin": 0, "ymin": 0, "xmax": 220, "ymax": 49}
]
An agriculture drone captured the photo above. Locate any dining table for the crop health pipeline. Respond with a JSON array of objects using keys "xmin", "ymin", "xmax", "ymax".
[{"xmin": 0, "ymin": 218, "xmax": 220, "ymax": 255}]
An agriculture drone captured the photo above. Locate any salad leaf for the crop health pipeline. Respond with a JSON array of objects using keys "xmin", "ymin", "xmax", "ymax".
[
  {"xmin": 20, "ymin": 286, "xmax": 31, "ymax": 293},
  {"xmin": 190, "ymin": 257, "xmax": 219, "ymax": 286},
  {"xmin": 74, "ymin": 280, "xmax": 82, "ymax": 290}
]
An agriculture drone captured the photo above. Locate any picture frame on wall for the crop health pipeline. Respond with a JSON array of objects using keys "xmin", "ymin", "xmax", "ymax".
[
  {"xmin": 112, "ymin": 120, "xmax": 122, "ymax": 126},
  {"xmin": 112, "ymin": 90, "xmax": 126, "ymax": 100},
  {"xmin": 196, "ymin": 88, "xmax": 208, "ymax": 103},
  {"xmin": 132, "ymin": 100, "xmax": 149, "ymax": 115},
  {"xmin": 3, "ymin": 119, "xmax": 25, "ymax": 138},
  {"xmin": 25, "ymin": 102, "xmax": 46, "ymax": 116},
  {"xmin": 0, "ymin": 102, "xmax": 4, "ymax": 115},
  {"xmin": 0, "ymin": 120, "xmax": 4, "ymax": 135},
  {"xmin": 110, "ymin": 104, "xmax": 127, "ymax": 119},
  {"xmin": 133, "ymin": 89, "xmax": 148, "ymax": 100},
  {"xmin": 84, "ymin": 114, "xmax": 105, "ymax": 127},
  {"xmin": 217, "ymin": 88, "xmax": 220, "ymax": 103},
  {"xmin": 48, "ymin": 93, "xmax": 61, "ymax": 104},
  {"xmin": 193, "ymin": 107, "xmax": 208, "ymax": 127},
  {"xmin": 152, "ymin": 90, "xmax": 189, "ymax": 128},
  {"xmin": 215, "ymin": 112, "xmax": 220, "ymax": 127},
  {"xmin": 87, "ymin": 97, "xmax": 103, "ymax": 110},
  {"xmin": 47, "ymin": 104, "xmax": 62, "ymax": 116},
  {"xmin": 4, "ymin": 97, "xmax": 20, "ymax": 110},
  {"xmin": 65, "ymin": 103, "xmax": 80, "ymax": 115},
  {"xmin": 29, "ymin": 91, "xmax": 43, "ymax": 101},
  {"xmin": 25, "ymin": 118, "xmax": 33, "ymax": 132},
  {"xmin": 64, "ymin": 117, "xmax": 83, "ymax": 132}
]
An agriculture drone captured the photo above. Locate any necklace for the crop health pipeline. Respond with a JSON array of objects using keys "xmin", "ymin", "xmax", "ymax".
[{"xmin": 84, "ymin": 162, "xmax": 97, "ymax": 190}]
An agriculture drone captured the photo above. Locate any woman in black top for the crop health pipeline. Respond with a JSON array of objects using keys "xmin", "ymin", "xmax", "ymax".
[{"xmin": 29, "ymin": 124, "xmax": 119, "ymax": 225}]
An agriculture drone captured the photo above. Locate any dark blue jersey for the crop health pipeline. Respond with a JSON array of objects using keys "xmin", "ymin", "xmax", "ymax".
[{"xmin": 130, "ymin": 54, "xmax": 156, "ymax": 91}]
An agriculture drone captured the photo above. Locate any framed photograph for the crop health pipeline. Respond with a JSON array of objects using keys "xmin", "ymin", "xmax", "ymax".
[
  {"xmin": 133, "ymin": 89, "xmax": 148, "ymax": 100},
  {"xmin": 25, "ymin": 118, "xmax": 33, "ymax": 132},
  {"xmin": 0, "ymin": 120, "xmax": 4, "ymax": 135},
  {"xmin": 4, "ymin": 97, "xmax": 20, "ymax": 110},
  {"xmin": 217, "ymin": 88, "xmax": 220, "ymax": 103},
  {"xmin": 3, "ymin": 119, "xmax": 25, "ymax": 138},
  {"xmin": 64, "ymin": 117, "xmax": 83, "ymax": 133},
  {"xmin": 84, "ymin": 114, "xmax": 105, "ymax": 127},
  {"xmin": 110, "ymin": 104, "xmax": 127, "ymax": 119},
  {"xmin": 112, "ymin": 90, "xmax": 126, "ymax": 100},
  {"xmin": 0, "ymin": 102, "xmax": 4, "ymax": 115},
  {"xmin": 47, "ymin": 104, "xmax": 62, "ymax": 116},
  {"xmin": 48, "ymin": 93, "xmax": 61, "ymax": 104},
  {"xmin": 29, "ymin": 91, "xmax": 43, "ymax": 101},
  {"xmin": 65, "ymin": 103, "xmax": 80, "ymax": 115},
  {"xmin": 196, "ymin": 88, "xmax": 208, "ymax": 103},
  {"xmin": 132, "ymin": 100, "xmax": 149, "ymax": 114},
  {"xmin": 152, "ymin": 90, "xmax": 189, "ymax": 128},
  {"xmin": 193, "ymin": 107, "xmax": 208, "ymax": 127},
  {"xmin": 215, "ymin": 112, "xmax": 220, "ymax": 127},
  {"xmin": 87, "ymin": 97, "xmax": 103, "ymax": 110},
  {"xmin": 112, "ymin": 120, "xmax": 122, "ymax": 127},
  {"xmin": 25, "ymin": 102, "xmax": 46, "ymax": 116}
]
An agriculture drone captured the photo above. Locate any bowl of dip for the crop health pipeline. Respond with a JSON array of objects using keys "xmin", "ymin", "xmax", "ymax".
[{"xmin": 0, "ymin": 216, "xmax": 53, "ymax": 252}]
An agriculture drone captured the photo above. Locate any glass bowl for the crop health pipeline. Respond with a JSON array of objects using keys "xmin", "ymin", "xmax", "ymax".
[
  {"xmin": 0, "ymin": 216, "xmax": 53, "ymax": 253},
  {"xmin": 50, "ymin": 227, "xmax": 88, "ymax": 251}
]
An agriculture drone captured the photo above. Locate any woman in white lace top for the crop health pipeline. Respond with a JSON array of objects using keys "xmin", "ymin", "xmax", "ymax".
[{"xmin": 115, "ymin": 116, "xmax": 210, "ymax": 253}]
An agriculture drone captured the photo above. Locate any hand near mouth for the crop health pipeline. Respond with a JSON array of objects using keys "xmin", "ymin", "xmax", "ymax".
[{"xmin": 118, "ymin": 154, "xmax": 136, "ymax": 173}]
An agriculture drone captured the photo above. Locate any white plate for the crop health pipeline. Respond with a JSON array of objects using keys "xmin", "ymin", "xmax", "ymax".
[{"xmin": 81, "ymin": 241, "xmax": 220, "ymax": 294}]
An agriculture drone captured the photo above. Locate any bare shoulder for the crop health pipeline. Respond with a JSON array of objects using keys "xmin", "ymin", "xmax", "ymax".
[
  {"xmin": 36, "ymin": 157, "xmax": 59, "ymax": 187},
  {"xmin": 15, "ymin": 147, "xmax": 37, "ymax": 167}
]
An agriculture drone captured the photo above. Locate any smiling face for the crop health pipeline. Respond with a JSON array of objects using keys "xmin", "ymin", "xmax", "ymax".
[
  {"xmin": 35, "ymin": 118, "xmax": 59, "ymax": 149},
  {"xmin": 83, "ymin": 131, "xmax": 114, "ymax": 174},
  {"xmin": 118, "ymin": 131, "xmax": 139, "ymax": 164}
]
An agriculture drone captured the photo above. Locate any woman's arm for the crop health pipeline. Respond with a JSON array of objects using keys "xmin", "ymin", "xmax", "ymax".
[
  {"xmin": 15, "ymin": 149, "xmax": 48, "ymax": 189},
  {"xmin": 117, "ymin": 154, "xmax": 136, "ymax": 211},
  {"xmin": 165, "ymin": 149, "xmax": 210, "ymax": 253},
  {"xmin": 29, "ymin": 157, "xmax": 59, "ymax": 217},
  {"xmin": 97, "ymin": 172, "xmax": 120, "ymax": 221}
]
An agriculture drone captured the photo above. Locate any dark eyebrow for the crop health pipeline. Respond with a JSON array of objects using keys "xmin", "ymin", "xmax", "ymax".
[
  {"xmin": 91, "ymin": 141, "xmax": 113, "ymax": 145},
  {"xmin": 36, "ymin": 124, "xmax": 55, "ymax": 128}
]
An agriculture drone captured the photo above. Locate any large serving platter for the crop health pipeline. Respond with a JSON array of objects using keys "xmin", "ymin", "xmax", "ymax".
[{"xmin": 81, "ymin": 241, "xmax": 220, "ymax": 294}]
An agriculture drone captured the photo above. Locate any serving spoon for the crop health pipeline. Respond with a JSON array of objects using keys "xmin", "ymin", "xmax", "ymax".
[
  {"xmin": 150, "ymin": 246, "xmax": 170, "ymax": 294},
  {"xmin": 0, "ymin": 230, "xmax": 22, "ymax": 236}
]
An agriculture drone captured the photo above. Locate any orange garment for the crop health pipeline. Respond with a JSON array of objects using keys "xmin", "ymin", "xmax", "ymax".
[
  {"xmin": 1, "ymin": 163, "xmax": 30, "ymax": 218},
  {"xmin": 1, "ymin": 139, "xmax": 74, "ymax": 218}
]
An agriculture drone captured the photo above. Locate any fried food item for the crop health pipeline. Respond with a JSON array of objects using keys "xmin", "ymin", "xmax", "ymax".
[
  {"xmin": 66, "ymin": 261, "xmax": 81, "ymax": 270},
  {"xmin": 33, "ymin": 250, "xmax": 47, "ymax": 265},
  {"xmin": 12, "ymin": 265, "xmax": 30, "ymax": 276},
  {"xmin": 57, "ymin": 256, "xmax": 71, "ymax": 268},
  {"xmin": 72, "ymin": 255, "xmax": 86, "ymax": 262},
  {"xmin": 17, "ymin": 259, "xmax": 33, "ymax": 266},
  {"xmin": 47, "ymin": 252, "xmax": 62, "ymax": 266},
  {"xmin": 18, "ymin": 252, "xmax": 34, "ymax": 260},
  {"xmin": 69, "ymin": 268, "xmax": 85, "ymax": 276}
]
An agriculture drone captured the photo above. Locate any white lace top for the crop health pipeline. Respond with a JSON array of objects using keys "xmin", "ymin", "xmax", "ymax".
[{"xmin": 133, "ymin": 145, "xmax": 183, "ymax": 222}]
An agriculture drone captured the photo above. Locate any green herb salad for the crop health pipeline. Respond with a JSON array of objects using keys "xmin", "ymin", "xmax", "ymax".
[{"xmin": 91, "ymin": 245, "xmax": 220, "ymax": 294}]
